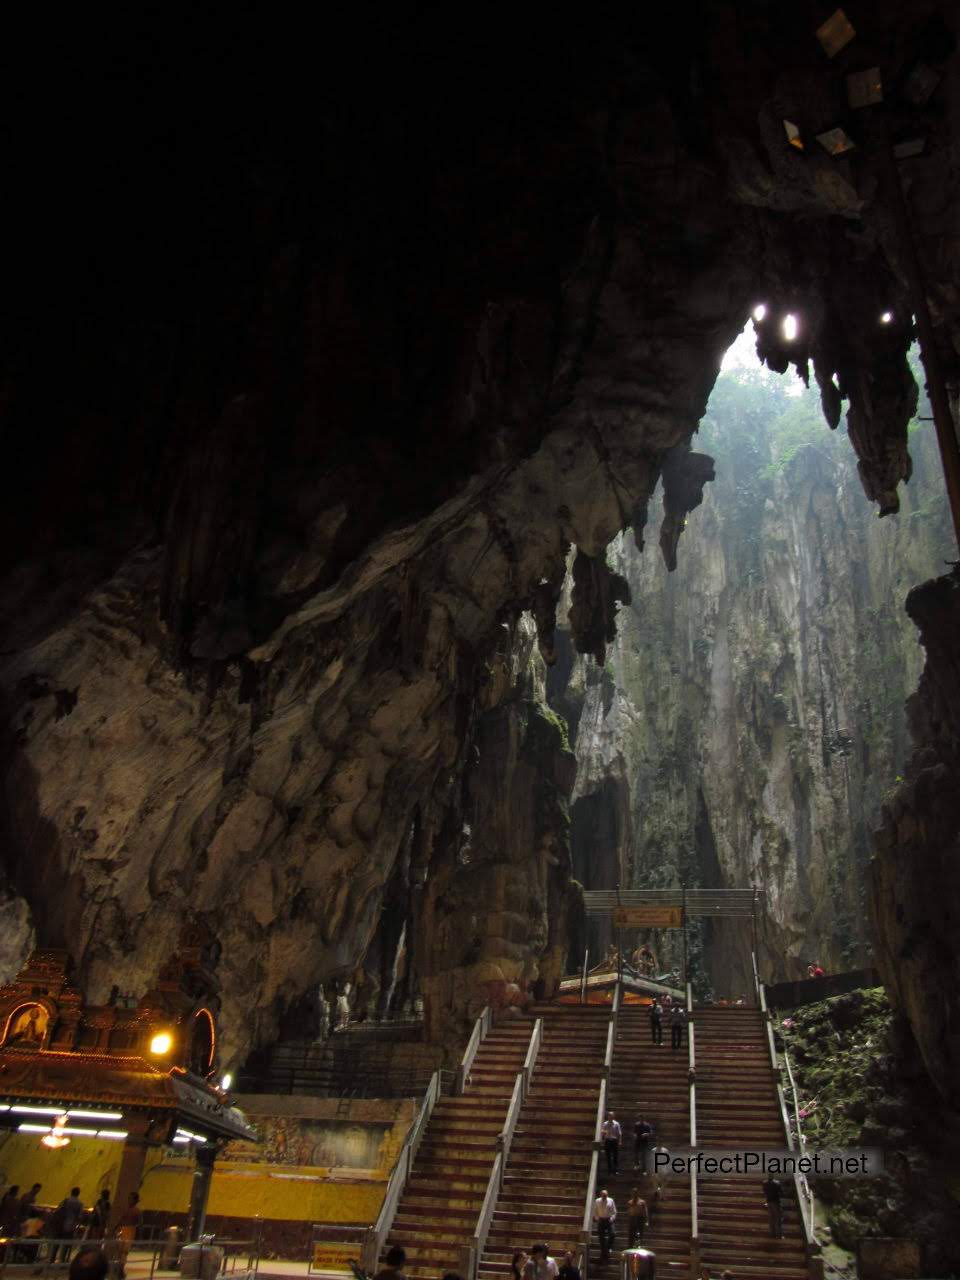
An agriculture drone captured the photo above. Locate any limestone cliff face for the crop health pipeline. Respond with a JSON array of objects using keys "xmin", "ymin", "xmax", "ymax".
[
  {"xmin": 0, "ymin": 5, "xmax": 958, "ymax": 1070},
  {"xmin": 554, "ymin": 373, "xmax": 953, "ymax": 994},
  {"xmin": 870, "ymin": 559, "xmax": 960, "ymax": 1106}
]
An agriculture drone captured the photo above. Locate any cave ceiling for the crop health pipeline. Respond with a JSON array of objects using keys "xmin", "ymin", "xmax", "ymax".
[{"xmin": 0, "ymin": 3, "xmax": 957, "ymax": 1069}]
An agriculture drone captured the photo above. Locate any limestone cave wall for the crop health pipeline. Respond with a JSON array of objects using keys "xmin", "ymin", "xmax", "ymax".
[
  {"xmin": 0, "ymin": 5, "xmax": 958, "ymax": 1081},
  {"xmin": 550, "ymin": 370, "xmax": 954, "ymax": 996}
]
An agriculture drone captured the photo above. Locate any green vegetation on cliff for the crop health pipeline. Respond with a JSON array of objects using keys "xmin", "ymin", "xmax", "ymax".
[{"xmin": 779, "ymin": 989, "xmax": 960, "ymax": 1272}]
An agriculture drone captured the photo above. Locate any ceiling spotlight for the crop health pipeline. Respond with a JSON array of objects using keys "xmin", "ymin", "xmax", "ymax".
[
  {"xmin": 880, "ymin": 311, "xmax": 893, "ymax": 324},
  {"xmin": 150, "ymin": 1032, "xmax": 173, "ymax": 1056},
  {"xmin": 752, "ymin": 304, "xmax": 768, "ymax": 322},
  {"xmin": 783, "ymin": 314, "xmax": 799, "ymax": 342}
]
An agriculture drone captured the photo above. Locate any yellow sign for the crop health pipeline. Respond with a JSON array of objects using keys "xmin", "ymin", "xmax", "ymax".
[
  {"xmin": 612, "ymin": 905, "xmax": 683, "ymax": 929},
  {"xmin": 311, "ymin": 1244, "xmax": 357, "ymax": 1273}
]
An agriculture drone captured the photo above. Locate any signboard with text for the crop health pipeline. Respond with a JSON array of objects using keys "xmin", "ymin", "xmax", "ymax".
[
  {"xmin": 612, "ymin": 905, "xmax": 684, "ymax": 929},
  {"xmin": 310, "ymin": 1244, "xmax": 357, "ymax": 1274}
]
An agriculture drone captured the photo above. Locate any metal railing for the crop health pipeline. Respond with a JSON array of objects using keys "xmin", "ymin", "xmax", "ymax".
[
  {"xmin": 580, "ymin": 987, "xmax": 619, "ymax": 1280},
  {"xmin": 361, "ymin": 1067, "xmax": 442, "ymax": 1270},
  {"xmin": 753, "ymin": 952, "xmax": 820, "ymax": 1276},
  {"xmin": 580, "ymin": 948, "xmax": 590, "ymax": 1004},
  {"xmin": 0, "ymin": 1236, "xmax": 259, "ymax": 1280},
  {"xmin": 464, "ymin": 1017, "xmax": 544, "ymax": 1280},
  {"xmin": 688, "ymin": 996, "xmax": 699, "ymax": 1280},
  {"xmin": 455, "ymin": 1006, "xmax": 492, "ymax": 1094}
]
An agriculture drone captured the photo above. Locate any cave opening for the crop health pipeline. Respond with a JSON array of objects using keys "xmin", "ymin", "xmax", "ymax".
[{"xmin": 546, "ymin": 316, "xmax": 953, "ymax": 1002}]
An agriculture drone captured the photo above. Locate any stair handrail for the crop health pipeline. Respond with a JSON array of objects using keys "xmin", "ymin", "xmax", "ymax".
[
  {"xmin": 521, "ymin": 1015, "xmax": 544, "ymax": 1096},
  {"xmin": 581, "ymin": 948, "xmax": 590, "ymax": 1004},
  {"xmin": 467, "ymin": 1147, "xmax": 503, "ymax": 1280},
  {"xmin": 781, "ymin": 1037, "xmax": 819, "ymax": 1256},
  {"xmin": 456, "ymin": 1005, "xmax": 492, "ymax": 1094},
  {"xmin": 754, "ymin": 951, "xmax": 820, "ymax": 1268},
  {"xmin": 361, "ymin": 1067, "xmax": 442, "ymax": 1270},
  {"xmin": 467, "ymin": 1017, "xmax": 544, "ymax": 1280},
  {"xmin": 689, "ymin": 1012, "xmax": 699, "ymax": 1278},
  {"xmin": 580, "ymin": 1146, "xmax": 599, "ymax": 1280}
]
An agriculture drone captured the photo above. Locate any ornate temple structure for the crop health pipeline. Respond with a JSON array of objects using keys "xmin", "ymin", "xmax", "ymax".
[{"xmin": 0, "ymin": 934, "xmax": 255, "ymax": 1236}]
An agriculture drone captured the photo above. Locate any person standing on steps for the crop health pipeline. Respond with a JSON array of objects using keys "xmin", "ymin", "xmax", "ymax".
[
  {"xmin": 530, "ymin": 1244, "xmax": 558, "ymax": 1280},
  {"xmin": 626, "ymin": 1189, "xmax": 648, "ymax": 1246},
  {"xmin": 763, "ymin": 1177, "xmax": 783, "ymax": 1238},
  {"xmin": 601, "ymin": 1111, "xmax": 622, "ymax": 1174},
  {"xmin": 593, "ymin": 1188, "xmax": 617, "ymax": 1263},
  {"xmin": 649, "ymin": 999, "xmax": 663, "ymax": 1045},
  {"xmin": 670, "ymin": 1004, "xmax": 686, "ymax": 1050},
  {"xmin": 633, "ymin": 1115, "xmax": 654, "ymax": 1171}
]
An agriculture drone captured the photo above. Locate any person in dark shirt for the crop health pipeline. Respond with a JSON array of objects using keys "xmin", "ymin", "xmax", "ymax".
[
  {"xmin": 763, "ymin": 1177, "xmax": 783, "ymax": 1238},
  {"xmin": 89, "ymin": 1191, "xmax": 111, "ymax": 1240},
  {"xmin": 633, "ymin": 1116, "xmax": 654, "ymax": 1171},
  {"xmin": 649, "ymin": 1000, "xmax": 663, "ymax": 1046},
  {"xmin": 49, "ymin": 1187, "xmax": 84, "ymax": 1262},
  {"xmin": 373, "ymin": 1245, "xmax": 407, "ymax": 1280},
  {"xmin": 557, "ymin": 1251, "xmax": 581, "ymax": 1280},
  {"xmin": 17, "ymin": 1184, "xmax": 41, "ymax": 1225}
]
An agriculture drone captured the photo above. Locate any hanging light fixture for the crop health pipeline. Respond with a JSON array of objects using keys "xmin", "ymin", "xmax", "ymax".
[
  {"xmin": 783, "ymin": 314, "xmax": 799, "ymax": 342},
  {"xmin": 40, "ymin": 1114, "xmax": 71, "ymax": 1149}
]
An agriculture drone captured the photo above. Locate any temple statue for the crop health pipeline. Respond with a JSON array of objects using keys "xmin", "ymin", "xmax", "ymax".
[{"xmin": 7, "ymin": 1004, "xmax": 48, "ymax": 1044}]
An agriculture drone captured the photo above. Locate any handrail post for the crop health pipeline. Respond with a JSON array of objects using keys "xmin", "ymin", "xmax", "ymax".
[{"xmin": 456, "ymin": 1006, "xmax": 492, "ymax": 1095}]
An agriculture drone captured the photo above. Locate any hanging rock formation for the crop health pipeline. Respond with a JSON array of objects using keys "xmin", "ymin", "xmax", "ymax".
[
  {"xmin": 553, "ymin": 374, "xmax": 954, "ymax": 998},
  {"xmin": 0, "ymin": 5, "xmax": 958, "ymax": 1071}
]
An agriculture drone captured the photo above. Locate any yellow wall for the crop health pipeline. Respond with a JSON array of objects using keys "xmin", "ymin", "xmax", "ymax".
[
  {"xmin": 0, "ymin": 1096, "xmax": 413, "ymax": 1226},
  {"xmin": 143, "ymin": 1160, "xmax": 386, "ymax": 1222}
]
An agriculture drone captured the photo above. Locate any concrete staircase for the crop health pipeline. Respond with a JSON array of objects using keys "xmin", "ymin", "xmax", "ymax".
[
  {"xmin": 477, "ymin": 1004, "xmax": 611, "ymax": 1277},
  {"xmin": 588, "ymin": 1002, "xmax": 692, "ymax": 1279},
  {"xmin": 695, "ymin": 1006, "xmax": 808, "ymax": 1279},
  {"xmin": 386, "ymin": 1018, "xmax": 533, "ymax": 1278}
]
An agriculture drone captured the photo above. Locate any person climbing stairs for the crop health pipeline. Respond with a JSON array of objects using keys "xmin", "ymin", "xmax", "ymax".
[{"xmin": 588, "ymin": 1000, "xmax": 692, "ymax": 1278}]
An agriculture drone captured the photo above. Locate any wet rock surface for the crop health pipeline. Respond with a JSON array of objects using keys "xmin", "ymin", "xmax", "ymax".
[{"xmin": 0, "ymin": 5, "xmax": 957, "ymax": 1065}]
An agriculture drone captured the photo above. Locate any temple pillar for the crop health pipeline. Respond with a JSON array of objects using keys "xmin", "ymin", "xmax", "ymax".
[
  {"xmin": 111, "ymin": 1114, "xmax": 151, "ymax": 1229},
  {"xmin": 186, "ymin": 1143, "xmax": 218, "ymax": 1240}
]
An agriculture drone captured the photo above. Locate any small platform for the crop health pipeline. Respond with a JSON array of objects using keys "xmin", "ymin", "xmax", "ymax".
[{"xmin": 557, "ymin": 967, "xmax": 685, "ymax": 1004}]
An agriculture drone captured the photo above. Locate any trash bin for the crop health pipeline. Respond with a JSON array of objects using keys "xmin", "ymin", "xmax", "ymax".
[
  {"xmin": 621, "ymin": 1247, "xmax": 655, "ymax": 1279},
  {"xmin": 160, "ymin": 1227, "xmax": 182, "ymax": 1270},
  {"xmin": 179, "ymin": 1240, "xmax": 223, "ymax": 1280}
]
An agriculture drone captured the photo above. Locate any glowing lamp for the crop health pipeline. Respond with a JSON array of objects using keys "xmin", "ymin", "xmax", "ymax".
[
  {"xmin": 782, "ymin": 314, "xmax": 799, "ymax": 342},
  {"xmin": 150, "ymin": 1032, "xmax": 173, "ymax": 1056},
  {"xmin": 41, "ymin": 1114, "xmax": 71, "ymax": 1149},
  {"xmin": 220, "ymin": 1073, "xmax": 233, "ymax": 1091},
  {"xmin": 752, "ymin": 304, "xmax": 767, "ymax": 322},
  {"xmin": 880, "ymin": 312, "xmax": 893, "ymax": 324}
]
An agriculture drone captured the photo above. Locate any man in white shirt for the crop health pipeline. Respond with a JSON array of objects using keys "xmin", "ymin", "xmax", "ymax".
[
  {"xmin": 593, "ymin": 1188, "xmax": 617, "ymax": 1262},
  {"xmin": 601, "ymin": 1110, "xmax": 622, "ymax": 1173}
]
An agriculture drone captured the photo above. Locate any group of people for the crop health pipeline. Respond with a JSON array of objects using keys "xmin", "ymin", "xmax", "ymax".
[
  {"xmin": 648, "ymin": 999, "xmax": 685, "ymax": 1049},
  {"xmin": 0, "ymin": 1184, "xmax": 141, "ymax": 1273},
  {"xmin": 510, "ymin": 1244, "xmax": 582, "ymax": 1280}
]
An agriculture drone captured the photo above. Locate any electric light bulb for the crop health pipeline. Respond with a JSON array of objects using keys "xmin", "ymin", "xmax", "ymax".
[
  {"xmin": 150, "ymin": 1032, "xmax": 173, "ymax": 1055},
  {"xmin": 782, "ymin": 314, "xmax": 799, "ymax": 341},
  {"xmin": 752, "ymin": 304, "xmax": 767, "ymax": 322},
  {"xmin": 880, "ymin": 311, "xmax": 893, "ymax": 324},
  {"xmin": 220, "ymin": 1073, "xmax": 232, "ymax": 1091}
]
